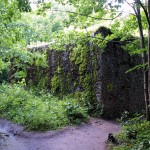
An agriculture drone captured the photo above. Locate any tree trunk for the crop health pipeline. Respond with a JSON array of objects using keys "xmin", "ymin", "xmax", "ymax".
[
  {"xmin": 147, "ymin": 0, "xmax": 150, "ymax": 120},
  {"xmin": 135, "ymin": 0, "xmax": 150, "ymax": 120}
]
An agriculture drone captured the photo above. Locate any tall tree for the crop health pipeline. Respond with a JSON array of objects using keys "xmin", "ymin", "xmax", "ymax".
[
  {"xmin": 147, "ymin": 0, "xmax": 150, "ymax": 120},
  {"xmin": 124, "ymin": 0, "xmax": 150, "ymax": 120},
  {"xmin": 131, "ymin": 0, "xmax": 150, "ymax": 120}
]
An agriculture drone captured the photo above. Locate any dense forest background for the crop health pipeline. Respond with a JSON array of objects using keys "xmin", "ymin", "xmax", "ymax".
[{"xmin": 0, "ymin": 0, "xmax": 150, "ymax": 149}]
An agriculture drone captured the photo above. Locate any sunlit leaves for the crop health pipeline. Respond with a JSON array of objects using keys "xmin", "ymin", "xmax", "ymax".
[
  {"xmin": 0, "ymin": 84, "xmax": 87, "ymax": 130},
  {"xmin": 36, "ymin": 2, "xmax": 52, "ymax": 15},
  {"xmin": 0, "ymin": 0, "xmax": 21, "ymax": 72},
  {"xmin": 0, "ymin": 0, "xmax": 20, "ymax": 23}
]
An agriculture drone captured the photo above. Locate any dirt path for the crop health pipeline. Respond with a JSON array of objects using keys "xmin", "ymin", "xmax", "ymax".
[{"xmin": 0, "ymin": 118, "xmax": 120, "ymax": 150}]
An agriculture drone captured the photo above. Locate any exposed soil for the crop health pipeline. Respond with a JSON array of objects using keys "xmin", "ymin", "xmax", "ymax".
[{"xmin": 0, "ymin": 118, "xmax": 120, "ymax": 150}]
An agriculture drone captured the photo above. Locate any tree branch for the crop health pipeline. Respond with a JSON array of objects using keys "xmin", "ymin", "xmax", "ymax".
[
  {"xmin": 138, "ymin": 0, "xmax": 150, "ymax": 26},
  {"xmin": 51, "ymin": 9, "xmax": 123, "ymax": 20},
  {"xmin": 115, "ymin": 10, "xmax": 136, "ymax": 16},
  {"xmin": 124, "ymin": 0, "xmax": 138, "ymax": 16}
]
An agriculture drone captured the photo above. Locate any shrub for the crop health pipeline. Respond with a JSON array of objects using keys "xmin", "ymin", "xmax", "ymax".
[
  {"xmin": 63, "ymin": 101, "xmax": 88, "ymax": 124},
  {"xmin": 112, "ymin": 113, "xmax": 150, "ymax": 150},
  {"xmin": 0, "ymin": 84, "xmax": 88, "ymax": 130}
]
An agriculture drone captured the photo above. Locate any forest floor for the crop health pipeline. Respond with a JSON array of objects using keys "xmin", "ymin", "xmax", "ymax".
[{"xmin": 0, "ymin": 118, "xmax": 120, "ymax": 150}]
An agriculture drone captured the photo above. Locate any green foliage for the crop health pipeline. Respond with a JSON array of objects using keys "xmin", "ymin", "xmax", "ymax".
[
  {"xmin": 125, "ymin": 63, "xmax": 148, "ymax": 73},
  {"xmin": 0, "ymin": 0, "xmax": 34, "ymax": 76},
  {"xmin": 56, "ymin": 0, "xmax": 124, "ymax": 28},
  {"xmin": 17, "ymin": 0, "xmax": 31, "ymax": 12},
  {"xmin": 0, "ymin": 59, "xmax": 5, "ymax": 72},
  {"xmin": 113, "ymin": 114, "xmax": 150, "ymax": 150},
  {"xmin": 0, "ymin": 84, "xmax": 88, "ymax": 130},
  {"xmin": 0, "ymin": 69, "xmax": 8, "ymax": 83},
  {"xmin": 0, "ymin": 0, "xmax": 22, "ymax": 73},
  {"xmin": 51, "ymin": 74, "xmax": 63, "ymax": 95},
  {"xmin": 70, "ymin": 34, "xmax": 103, "ymax": 113},
  {"xmin": 63, "ymin": 99, "xmax": 88, "ymax": 124},
  {"xmin": 111, "ymin": 11, "xmax": 148, "ymax": 56},
  {"xmin": 19, "ymin": 11, "xmax": 65, "ymax": 42},
  {"xmin": 43, "ymin": 29, "xmax": 106, "ymax": 115},
  {"xmin": 3, "ymin": 45, "xmax": 48, "ymax": 82},
  {"xmin": 36, "ymin": 2, "xmax": 52, "ymax": 15},
  {"xmin": 0, "ymin": 0, "xmax": 21, "ymax": 49},
  {"xmin": 66, "ymin": 0, "xmax": 106, "ymax": 27},
  {"xmin": 110, "ymin": 10, "xmax": 149, "ymax": 73},
  {"xmin": 0, "ymin": 0, "xmax": 148, "ymax": 132}
]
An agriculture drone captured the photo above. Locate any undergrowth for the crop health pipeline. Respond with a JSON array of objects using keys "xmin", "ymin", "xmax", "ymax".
[
  {"xmin": 112, "ymin": 112, "xmax": 150, "ymax": 150},
  {"xmin": 0, "ymin": 84, "xmax": 88, "ymax": 131}
]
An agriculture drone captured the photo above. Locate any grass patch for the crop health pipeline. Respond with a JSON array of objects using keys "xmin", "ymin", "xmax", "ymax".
[
  {"xmin": 112, "ymin": 113, "xmax": 150, "ymax": 150},
  {"xmin": 0, "ymin": 84, "xmax": 88, "ymax": 131}
]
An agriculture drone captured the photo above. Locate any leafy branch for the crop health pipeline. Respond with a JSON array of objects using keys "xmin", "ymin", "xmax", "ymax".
[{"xmin": 51, "ymin": 9, "xmax": 123, "ymax": 20}]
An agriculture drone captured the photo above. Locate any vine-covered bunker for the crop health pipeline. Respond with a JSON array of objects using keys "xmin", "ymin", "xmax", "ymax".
[{"xmin": 26, "ymin": 27, "xmax": 144, "ymax": 118}]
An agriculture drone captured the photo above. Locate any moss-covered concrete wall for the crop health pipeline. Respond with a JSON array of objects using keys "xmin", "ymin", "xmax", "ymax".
[
  {"xmin": 26, "ymin": 33, "xmax": 144, "ymax": 118},
  {"xmin": 101, "ymin": 40, "xmax": 144, "ymax": 118}
]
